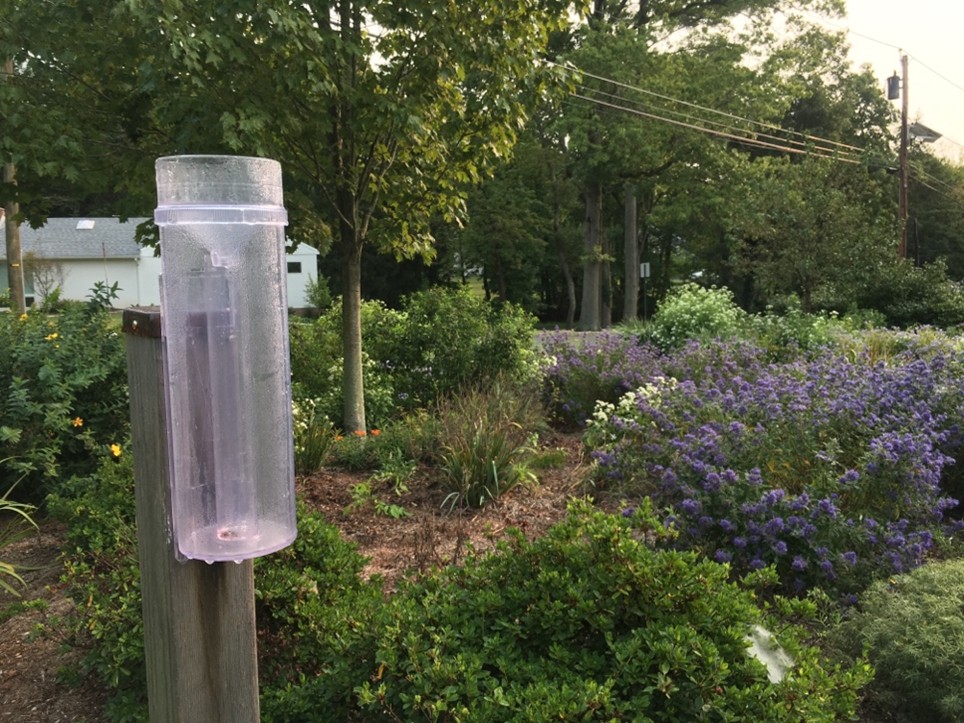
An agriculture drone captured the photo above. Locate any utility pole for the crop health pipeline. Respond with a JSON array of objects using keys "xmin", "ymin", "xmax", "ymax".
[
  {"xmin": 887, "ymin": 54, "xmax": 910, "ymax": 258},
  {"xmin": 898, "ymin": 53, "xmax": 909, "ymax": 259},
  {"xmin": 2, "ymin": 57, "xmax": 25, "ymax": 313}
]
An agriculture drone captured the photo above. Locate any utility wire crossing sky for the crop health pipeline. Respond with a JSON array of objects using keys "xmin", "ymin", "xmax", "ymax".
[{"xmin": 841, "ymin": 0, "xmax": 964, "ymax": 162}]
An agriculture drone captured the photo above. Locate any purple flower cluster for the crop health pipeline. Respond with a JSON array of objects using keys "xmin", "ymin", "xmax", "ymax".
[
  {"xmin": 539, "ymin": 330, "xmax": 662, "ymax": 426},
  {"xmin": 570, "ymin": 336, "xmax": 964, "ymax": 599}
]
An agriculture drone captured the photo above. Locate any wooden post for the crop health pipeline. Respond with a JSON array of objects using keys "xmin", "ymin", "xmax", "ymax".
[
  {"xmin": 898, "ymin": 53, "xmax": 909, "ymax": 259},
  {"xmin": 124, "ymin": 308, "xmax": 260, "ymax": 723}
]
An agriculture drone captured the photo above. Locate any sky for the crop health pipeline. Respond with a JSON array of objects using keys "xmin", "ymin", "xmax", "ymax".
[{"xmin": 839, "ymin": 0, "xmax": 964, "ymax": 162}]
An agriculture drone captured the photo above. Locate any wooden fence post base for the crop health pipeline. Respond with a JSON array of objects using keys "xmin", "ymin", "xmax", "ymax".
[{"xmin": 124, "ymin": 308, "xmax": 260, "ymax": 722}]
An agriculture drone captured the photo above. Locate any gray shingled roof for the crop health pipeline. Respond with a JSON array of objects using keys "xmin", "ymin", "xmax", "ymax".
[{"xmin": 0, "ymin": 218, "xmax": 149, "ymax": 261}]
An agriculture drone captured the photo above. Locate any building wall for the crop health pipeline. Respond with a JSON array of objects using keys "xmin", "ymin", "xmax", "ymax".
[
  {"xmin": 56, "ymin": 258, "xmax": 143, "ymax": 307},
  {"xmin": 5, "ymin": 245, "xmax": 318, "ymax": 309},
  {"xmin": 137, "ymin": 253, "xmax": 163, "ymax": 306},
  {"xmin": 286, "ymin": 247, "xmax": 319, "ymax": 309}
]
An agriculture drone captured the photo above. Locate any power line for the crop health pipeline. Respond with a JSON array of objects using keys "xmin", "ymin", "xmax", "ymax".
[
  {"xmin": 551, "ymin": 59, "xmax": 864, "ymax": 155},
  {"xmin": 557, "ymin": 60, "xmax": 874, "ymax": 164},
  {"xmin": 908, "ymin": 54, "xmax": 964, "ymax": 98},
  {"xmin": 911, "ymin": 165, "xmax": 959, "ymax": 197},
  {"xmin": 569, "ymin": 91, "xmax": 863, "ymax": 163},
  {"xmin": 572, "ymin": 81, "xmax": 865, "ymax": 162}
]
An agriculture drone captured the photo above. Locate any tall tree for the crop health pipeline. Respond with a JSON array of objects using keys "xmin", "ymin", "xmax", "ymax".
[
  {"xmin": 735, "ymin": 156, "xmax": 892, "ymax": 311},
  {"xmin": 906, "ymin": 152, "xmax": 964, "ymax": 275},
  {"xmin": 137, "ymin": 0, "xmax": 578, "ymax": 432},
  {"xmin": 6, "ymin": 0, "xmax": 579, "ymax": 431},
  {"xmin": 1, "ymin": 1, "xmax": 162, "ymax": 216},
  {"xmin": 559, "ymin": 0, "xmax": 848, "ymax": 327},
  {"xmin": 457, "ymin": 138, "xmax": 551, "ymax": 310}
]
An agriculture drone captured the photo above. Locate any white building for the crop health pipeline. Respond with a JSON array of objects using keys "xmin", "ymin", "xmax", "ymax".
[{"xmin": 0, "ymin": 217, "xmax": 319, "ymax": 309}]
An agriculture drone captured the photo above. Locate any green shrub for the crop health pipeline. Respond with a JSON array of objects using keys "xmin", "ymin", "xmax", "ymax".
[
  {"xmin": 303, "ymin": 273, "xmax": 333, "ymax": 312},
  {"xmin": 434, "ymin": 377, "xmax": 542, "ymax": 510},
  {"xmin": 46, "ymin": 446, "xmax": 147, "ymax": 721},
  {"xmin": 289, "ymin": 298, "xmax": 402, "ymax": 431},
  {"xmin": 0, "ymin": 304, "xmax": 129, "ymax": 502},
  {"xmin": 257, "ymin": 507, "xmax": 384, "ymax": 722},
  {"xmin": 840, "ymin": 558, "xmax": 964, "ymax": 722},
  {"xmin": 389, "ymin": 286, "xmax": 538, "ymax": 409},
  {"xmin": 356, "ymin": 502, "xmax": 869, "ymax": 721},
  {"xmin": 649, "ymin": 283, "xmax": 746, "ymax": 350},
  {"xmin": 289, "ymin": 286, "xmax": 537, "ymax": 430},
  {"xmin": 743, "ymin": 297, "xmax": 839, "ymax": 359},
  {"xmin": 855, "ymin": 259, "xmax": 964, "ymax": 328}
]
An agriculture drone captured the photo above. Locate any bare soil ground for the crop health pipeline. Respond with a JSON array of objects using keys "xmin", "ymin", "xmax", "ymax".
[
  {"xmin": 0, "ymin": 432, "xmax": 592, "ymax": 721},
  {"xmin": 0, "ymin": 520, "xmax": 109, "ymax": 723}
]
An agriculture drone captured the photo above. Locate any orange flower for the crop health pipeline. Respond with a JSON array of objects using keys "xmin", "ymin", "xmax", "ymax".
[
  {"xmin": 71, "ymin": 417, "xmax": 84, "ymax": 427},
  {"xmin": 353, "ymin": 430, "xmax": 367, "ymax": 437},
  {"xmin": 370, "ymin": 429, "xmax": 381, "ymax": 437},
  {"xmin": 335, "ymin": 435, "xmax": 344, "ymax": 441}
]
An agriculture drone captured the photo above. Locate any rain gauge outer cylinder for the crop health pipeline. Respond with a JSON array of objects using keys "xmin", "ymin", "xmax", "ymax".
[{"xmin": 155, "ymin": 155, "xmax": 296, "ymax": 563}]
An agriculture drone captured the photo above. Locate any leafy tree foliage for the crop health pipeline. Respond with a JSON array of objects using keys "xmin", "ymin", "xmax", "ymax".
[
  {"xmin": 4, "ymin": 0, "xmax": 579, "ymax": 431},
  {"xmin": 551, "ymin": 0, "xmax": 855, "ymax": 327},
  {"xmin": 907, "ymin": 151, "xmax": 964, "ymax": 275},
  {"xmin": 735, "ymin": 156, "xmax": 893, "ymax": 311},
  {"xmin": 131, "ymin": 0, "xmax": 579, "ymax": 431}
]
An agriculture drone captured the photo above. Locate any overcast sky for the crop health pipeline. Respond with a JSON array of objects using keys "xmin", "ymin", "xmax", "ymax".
[{"xmin": 840, "ymin": 0, "xmax": 964, "ymax": 162}]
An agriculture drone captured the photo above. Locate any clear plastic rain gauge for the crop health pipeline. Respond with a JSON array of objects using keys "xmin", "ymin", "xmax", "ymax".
[{"xmin": 155, "ymin": 155, "xmax": 297, "ymax": 563}]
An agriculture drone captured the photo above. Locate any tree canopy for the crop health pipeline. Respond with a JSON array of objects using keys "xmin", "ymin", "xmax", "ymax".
[
  {"xmin": 4, "ymin": 0, "xmax": 964, "ymax": 406},
  {"xmin": 3, "ymin": 0, "xmax": 581, "ymax": 429}
]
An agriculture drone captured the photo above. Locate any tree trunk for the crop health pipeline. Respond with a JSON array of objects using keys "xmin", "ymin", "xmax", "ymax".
[
  {"xmin": 493, "ymin": 252, "xmax": 508, "ymax": 300},
  {"xmin": 3, "ymin": 58, "xmax": 25, "ymax": 314},
  {"xmin": 622, "ymin": 186, "xmax": 639, "ymax": 323},
  {"xmin": 556, "ymin": 236, "xmax": 576, "ymax": 326},
  {"xmin": 341, "ymin": 236, "xmax": 366, "ymax": 435},
  {"xmin": 577, "ymin": 182, "xmax": 603, "ymax": 330},
  {"xmin": 602, "ymin": 253, "xmax": 612, "ymax": 328},
  {"xmin": 2, "ymin": 165, "xmax": 25, "ymax": 315},
  {"xmin": 549, "ymin": 160, "xmax": 576, "ymax": 326},
  {"xmin": 658, "ymin": 233, "xmax": 672, "ymax": 300}
]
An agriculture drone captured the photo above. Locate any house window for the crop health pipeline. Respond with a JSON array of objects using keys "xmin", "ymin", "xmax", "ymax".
[{"xmin": 287, "ymin": 262, "xmax": 302, "ymax": 274}]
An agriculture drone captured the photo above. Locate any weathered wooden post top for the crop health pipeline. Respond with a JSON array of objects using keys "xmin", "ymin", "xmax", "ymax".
[
  {"xmin": 155, "ymin": 154, "xmax": 297, "ymax": 562},
  {"xmin": 123, "ymin": 155, "xmax": 297, "ymax": 722}
]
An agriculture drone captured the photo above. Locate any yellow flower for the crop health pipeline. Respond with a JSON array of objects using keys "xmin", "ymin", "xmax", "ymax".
[
  {"xmin": 110, "ymin": 443, "xmax": 122, "ymax": 458},
  {"xmin": 45, "ymin": 332, "xmax": 59, "ymax": 341},
  {"xmin": 18, "ymin": 313, "xmax": 28, "ymax": 321},
  {"xmin": 71, "ymin": 417, "xmax": 84, "ymax": 427}
]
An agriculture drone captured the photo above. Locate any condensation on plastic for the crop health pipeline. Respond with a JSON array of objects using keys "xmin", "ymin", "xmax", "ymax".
[{"xmin": 155, "ymin": 155, "xmax": 296, "ymax": 563}]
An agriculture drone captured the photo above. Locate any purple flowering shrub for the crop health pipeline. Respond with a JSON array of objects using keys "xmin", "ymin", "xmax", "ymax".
[
  {"xmin": 585, "ymin": 338, "xmax": 962, "ymax": 599},
  {"xmin": 539, "ymin": 330, "xmax": 661, "ymax": 427}
]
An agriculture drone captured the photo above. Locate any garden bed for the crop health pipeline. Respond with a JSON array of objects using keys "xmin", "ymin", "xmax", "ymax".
[{"xmin": 0, "ymin": 432, "xmax": 589, "ymax": 721}]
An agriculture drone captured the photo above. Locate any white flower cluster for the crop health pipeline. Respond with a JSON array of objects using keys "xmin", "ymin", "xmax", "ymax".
[
  {"xmin": 291, "ymin": 395, "xmax": 325, "ymax": 454},
  {"xmin": 586, "ymin": 376, "xmax": 678, "ymax": 443}
]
